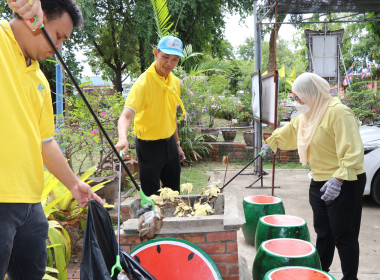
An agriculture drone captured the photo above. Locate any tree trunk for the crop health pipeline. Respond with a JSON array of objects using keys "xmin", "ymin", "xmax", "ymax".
[
  {"xmin": 112, "ymin": 68, "xmax": 123, "ymax": 93},
  {"xmin": 267, "ymin": 31, "xmax": 277, "ymax": 73},
  {"xmin": 139, "ymin": 38, "xmax": 146, "ymax": 73},
  {"xmin": 267, "ymin": 14, "xmax": 287, "ymax": 73}
]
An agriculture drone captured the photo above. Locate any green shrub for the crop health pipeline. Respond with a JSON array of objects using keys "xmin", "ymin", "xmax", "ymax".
[{"xmin": 342, "ymin": 79, "xmax": 380, "ymax": 123}]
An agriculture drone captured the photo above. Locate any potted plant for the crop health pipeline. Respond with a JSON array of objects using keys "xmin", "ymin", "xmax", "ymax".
[
  {"xmin": 201, "ymin": 127, "xmax": 220, "ymax": 142},
  {"xmin": 220, "ymin": 97, "xmax": 239, "ymax": 142},
  {"xmin": 237, "ymin": 106, "xmax": 252, "ymax": 127}
]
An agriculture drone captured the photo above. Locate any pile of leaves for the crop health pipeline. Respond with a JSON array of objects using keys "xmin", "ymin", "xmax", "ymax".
[{"xmin": 150, "ymin": 182, "xmax": 221, "ymax": 217}]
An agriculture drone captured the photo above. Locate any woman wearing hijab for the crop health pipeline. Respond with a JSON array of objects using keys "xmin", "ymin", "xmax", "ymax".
[{"xmin": 262, "ymin": 72, "xmax": 366, "ymax": 280}]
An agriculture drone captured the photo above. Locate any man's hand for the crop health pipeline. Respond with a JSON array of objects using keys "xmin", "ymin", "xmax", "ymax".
[
  {"xmin": 7, "ymin": 0, "xmax": 44, "ymax": 30},
  {"xmin": 70, "ymin": 180, "xmax": 103, "ymax": 208},
  {"xmin": 260, "ymin": 144, "xmax": 274, "ymax": 158},
  {"xmin": 115, "ymin": 139, "xmax": 129, "ymax": 158},
  {"xmin": 178, "ymin": 146, "xmax": 185, "ymax": 162},
  {"xmin": 320, "ymin": 178, "xmax": 343, "ymax": 201}
]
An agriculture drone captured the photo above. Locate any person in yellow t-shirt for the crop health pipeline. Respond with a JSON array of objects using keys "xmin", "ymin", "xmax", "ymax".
[
  {"xmin": 0, "ymin": 1, "xmax": 103, "ymax": 279},
  {"xmin": 261, "ymin": 72, "xmax": 366, "ymax": 280},
  {"xmin": 116, "ymin": 35, "xmax": 186, "ymax": 196}
]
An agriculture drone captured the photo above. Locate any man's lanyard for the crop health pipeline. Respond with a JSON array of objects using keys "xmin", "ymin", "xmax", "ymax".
[{"xmin": 147, "ymin": 63, "xmax": 186, "ymax": 116}]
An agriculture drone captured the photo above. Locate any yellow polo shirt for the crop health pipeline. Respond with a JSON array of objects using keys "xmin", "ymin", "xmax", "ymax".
[
  {"xmin": 266, "ymin": 97, "xmax": 365, "ymax": 181},
  {"xmin": 125, "ymin": 61, "xmax": 184, "ymax": 140},
  {"xmin": 0, "ymin": 20, "xmax": 55, "ymax": 203}
]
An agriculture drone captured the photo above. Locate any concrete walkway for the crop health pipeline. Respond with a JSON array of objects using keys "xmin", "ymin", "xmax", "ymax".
[{"xmin": 211, "ymin": 168, "xmax": 380, "ymax": 280}]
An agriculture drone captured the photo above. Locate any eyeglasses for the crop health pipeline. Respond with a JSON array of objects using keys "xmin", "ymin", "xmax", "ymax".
[{"xmin": 289, "ymin": 95, "xmax": 302, "ymax": 104}]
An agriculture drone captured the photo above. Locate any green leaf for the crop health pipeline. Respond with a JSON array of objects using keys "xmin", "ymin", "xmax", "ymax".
[
  {"xmin": 48, "ymin": 224, "xmax": 70, "ymax": 280},
  {"xmin": 45, "ymin": 267, "xmax": 59, "ymax": 274},
  {"xmin": 43, "ymin": 273, "xmax": 58, "ymax": 280},
  {"xmin": 79, "ymin": 166, "xmax": 97, "ymax": 182},
  {"xmin": 151, "ymin": 0, "xmax": 173, "ymax": 38},
  {"xmin": 189, "ymin": 61, "xmax": 231, "ymax": 76}
]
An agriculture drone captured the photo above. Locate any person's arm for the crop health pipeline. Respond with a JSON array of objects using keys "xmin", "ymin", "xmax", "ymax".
[
  {"xmin": 265, "ymin": 117, "xmax": 299, "ymax": 152},
  {"xmin": 174, "ymin": 127, "xmax": 185, "ymax": 162},
  {"xmin": 331, "ymin": 108, "xmax": 364, "ymax": 181},
  {"xmin": 115, "ymin": 107, "xmax": 135, "ymax": 157},
  {"xmin": 7, "ymin": 0, "xmax": 44, "ymax": 30},
  {"xmin": 42, "ymin": 139, "xmax": 103, "ymax": 208}
]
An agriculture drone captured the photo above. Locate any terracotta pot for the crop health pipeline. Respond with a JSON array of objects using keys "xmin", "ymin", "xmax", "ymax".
[
  {"xmin": 221, "ymin": 130, "xmax": 237, "ymax": 142},
  {"xmin": 239, "ymin": 120, "xmax": 250, "ymax": 127},
  {"xmin": 263, "ymin": 132, "xmax": 272, "ymax": 140},
  {"xmin": 243, "ymin": 130, "xmax": 254, "ymax": 146}
]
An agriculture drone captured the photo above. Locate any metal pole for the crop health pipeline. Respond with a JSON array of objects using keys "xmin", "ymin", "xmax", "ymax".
[
  {"xmin": 55, "ymin": 52, "xmax": 64, "ymax": 151},
  {"xmin": 339, "ymin": 45, "xmax": 350, "ymax": 89},
  {"xmin": 253, "ymin": 0, "xmax": 262, "ymax": 175},
  {"xmin": 271, "ymin": 2, "xmax": 279, "ymax": 196}
]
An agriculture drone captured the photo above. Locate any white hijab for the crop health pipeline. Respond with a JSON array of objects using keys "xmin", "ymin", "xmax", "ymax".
[{"xmin": 292, "ymin": 73, "xmax": 332, "ymax": 166}]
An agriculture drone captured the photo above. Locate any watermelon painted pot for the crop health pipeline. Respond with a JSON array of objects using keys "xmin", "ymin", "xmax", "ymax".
[
  {"xmin": 242, "ymin": 196, "xmax": 285, "ymax": 245},
  {"xmin": 130, "ymin": 238, "xmax": 223, "ymax": 280},
  {"xmin": 252, "ymin": 238, "xmax": 321, "ymax": 280},
  {"xmin": 264, "ymin": 266, "xmax": 336, "ymax": 280},
  {"xmin": 255, "ymin": 214, "xmax": 310, "ymax": 248}
]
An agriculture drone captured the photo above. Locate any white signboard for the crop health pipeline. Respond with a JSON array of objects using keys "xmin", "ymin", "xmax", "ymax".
[
  {"xmin": 261, "ymin": 73, "xmax": 277, "ymax": 127},
  {"xmin": 312, "ymin": 35, "xmax": 338, "ymax": 78},
  {"xmin": 252, "ymin": 71, "xmax": 278, "ymax": 127},
  {"xmin": 252, "ymin": 71, "xmax": 261, "ymax": 120}
]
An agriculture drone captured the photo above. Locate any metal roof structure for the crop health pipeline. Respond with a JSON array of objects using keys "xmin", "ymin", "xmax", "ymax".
[
  {"xmin": 274, "ymin": 0, "xmax": 380, "ymax": 14},
  {"xmin": 260, "ymin": 0, "xmax": 380, "ymax": 25}
]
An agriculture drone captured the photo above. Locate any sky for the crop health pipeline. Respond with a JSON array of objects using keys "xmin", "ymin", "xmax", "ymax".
[{"xmin": 224, "ymin": 13, "xmax": 298, "ymax": 50}]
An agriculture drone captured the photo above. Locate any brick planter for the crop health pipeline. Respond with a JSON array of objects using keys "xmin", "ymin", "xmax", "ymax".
[
  {"xmin": 120, "ymin": 193, "xmax": 244, "ymax": 280},
  {"xmin": 205, "ymin": 142, "xmax": 299, "ymax": 164}
]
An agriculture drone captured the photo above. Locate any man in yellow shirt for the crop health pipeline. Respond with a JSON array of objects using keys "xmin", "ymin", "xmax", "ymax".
[
  {"xmin": 116, "ymin": 36, "xmax": 186, "ymax": 196},
  {"xmin": 0, "ymin": 1, "xmax": 102, "ymax": 279},
  {"xmin": 262, "ymin": 72, "xmax": 366, "ymax": 280}
]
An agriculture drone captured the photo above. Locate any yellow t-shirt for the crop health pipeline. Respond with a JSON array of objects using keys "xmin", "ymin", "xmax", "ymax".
[
  {"xmin": 124, "ymin": 61, "xmax": 183, "ymax": 140},
  {"xmin": 266, "ymin": 97, "xmax": 365, "ymax": 181},
  {"xmin": 0, "ymin": 20, "xmax": 55, "ymax": 203}
]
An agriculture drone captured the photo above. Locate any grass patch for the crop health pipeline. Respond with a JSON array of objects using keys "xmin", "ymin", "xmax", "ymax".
[
  {"xmin": 262, "ymin": 161, "xmax": 309, "ymax": 169},
  {"xmin": 180, "ymin": 162, "xmax": 219, "ymax": 194}
]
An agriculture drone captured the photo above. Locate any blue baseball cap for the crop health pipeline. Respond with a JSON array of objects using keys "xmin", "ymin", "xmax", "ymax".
[{"xmin": 157, "ymin": 36, "xmax": 184, "ymax": 58}]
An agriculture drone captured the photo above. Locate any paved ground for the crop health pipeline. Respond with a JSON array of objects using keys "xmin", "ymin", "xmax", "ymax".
[{"xmin": 211, "ymin": 168, "xmax": 380, "ymax": 280}]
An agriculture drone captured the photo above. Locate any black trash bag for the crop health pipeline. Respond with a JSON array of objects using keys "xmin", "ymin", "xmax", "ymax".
[{"xmin": 80, "ymin": 200, "xmax": 156, "ymax": 280}]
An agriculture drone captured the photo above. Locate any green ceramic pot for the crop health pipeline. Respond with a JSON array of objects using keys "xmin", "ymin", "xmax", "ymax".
[
  {"xmin": 255, "ymin": 214, "xmax": 310, "ymax": 248},
  {"xmin": 242, "ymin": 196, "xmax": 285, "ymax": 245},
  {"xmin": 253, "ymin": 238, "xmax": 321, "ymax": 280},
  {"xmin": 264, "ymin": 266, "xmax": 335, "ymax": 280}
]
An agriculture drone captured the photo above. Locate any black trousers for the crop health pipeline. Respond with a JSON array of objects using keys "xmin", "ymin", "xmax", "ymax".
[
  {"xmin": 309, "ymin": 173, "xmax": 366, "ymax": 280},
  {"xmin": 136, "ymin": 135, "xmax": 181, "ymax": 196}
]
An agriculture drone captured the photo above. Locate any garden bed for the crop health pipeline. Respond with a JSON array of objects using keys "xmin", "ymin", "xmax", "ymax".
[{"xmin": 120, "ymin": 193, "xmax": 244, "ymax": 279}]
